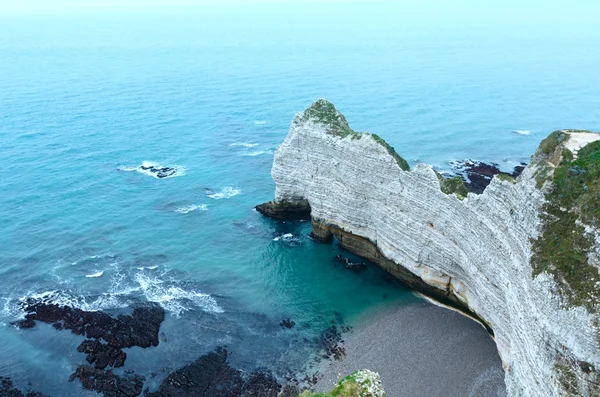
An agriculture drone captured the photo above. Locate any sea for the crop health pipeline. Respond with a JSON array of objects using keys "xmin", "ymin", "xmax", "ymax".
[{"xmin": 1, "ymin": 2, "xmax": 599, "ymax": 395}]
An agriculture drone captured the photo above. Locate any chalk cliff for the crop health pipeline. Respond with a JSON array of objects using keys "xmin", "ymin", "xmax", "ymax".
[{"xmin": 257, "ymin": 100, "xmax": 600, "ymax": 396}]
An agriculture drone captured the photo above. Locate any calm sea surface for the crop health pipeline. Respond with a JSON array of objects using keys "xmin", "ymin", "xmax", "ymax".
[{"xmin": 1, "ymin": 3, "xmax": 599, "ymax": 395}]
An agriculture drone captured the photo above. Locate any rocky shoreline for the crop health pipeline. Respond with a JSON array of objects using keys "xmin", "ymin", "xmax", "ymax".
[{"xmin": 8, "ymin": 297, "xmax": 359, "ymax": 397}]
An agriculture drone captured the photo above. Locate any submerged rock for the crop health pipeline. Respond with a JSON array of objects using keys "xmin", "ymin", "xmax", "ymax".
[
  {"xmin": 334, "ymin": 255, "xmax": 368, "ymax": 272},
  {"xmin": 0, "ymin": 377, "xmax": 48, "ymax": 397},
  {"xmin": 68, "ymin": 366, "xmax": 145, "ymax": 397},
  {"xmin": 145, "ymin": 347, "xmax": 284, "ymax": 397},
  {"xmin": 257, "ymin": 99, "xmax": 600, "ymax": 396},
  {"xmin": 280, "ymin": 318, "xmax": 296, "ymax": 329}
]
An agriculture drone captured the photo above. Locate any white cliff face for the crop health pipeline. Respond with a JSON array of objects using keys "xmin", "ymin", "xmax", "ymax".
[{"xmin": 269, "ymin": 101, "xmax": 600, "ymax": 396}]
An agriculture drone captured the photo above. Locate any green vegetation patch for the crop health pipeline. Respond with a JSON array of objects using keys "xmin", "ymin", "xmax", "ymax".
[
  {"xmin": 301, "ymin": 99, "xmax": 361, "ymax": 139},
  {"xmin": 495, "ymin": 173, "xmax": 517, "ymax": 183},
  {"xmin": 370, "ymin": 133, "xmax": 410, "ymax": 171},
  {"xmin": 539, "ymin": 130, "xmax": 568, "ymax": 155},
  {"xmin": 301, "ymin": 100, "xmax": 410, "ymax": 171},
  {"xmin": 299, "ymin": 373, "xmax": 375, "ymax": 397},
  {"xmin": 435, "ymin": 171, "xmax": 468, "ymax": 200},
  {"xmin": 555, "ymin": 364, "xmax": 581, "ymax": 396},
  {"xmin": 531, "ymin": 140, "xmax": 600, "ymax": 311}
]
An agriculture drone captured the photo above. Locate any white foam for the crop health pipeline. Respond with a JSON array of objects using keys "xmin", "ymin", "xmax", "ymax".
[
  {"xmin": 85, "ymin": 271, "xmax": 104, "ymax": 278},
  {"xmin": 141, "ymin": 160, "xmax": 158, "ymax": 168},
  {"xmin": 117, "ymin": 165, "xmax": 138, "ymax": 172},
  {"xmin": 241, "ymin": 150, "xmax": 272, "ymax": 157},
  {"xmin": 174, "ymin": 204, "xmax": 208, "ymax": 214},
  {"xmin": 230, "ymin": 142, "xmax": 259, "ymax": 148},
  {"xmin": 136, "ymin": 265, "xmax": 159, "ymax": 270},
  {"xmin": 133, "ymin": 273, "xmax": 223, "ymax": 317},
  {"xmin": 7, "ymin": 267, "xmax": 222, "ymax": 319},
  {"xmin": 512, "ymin": 130, "xmax": 531, "ymax": 135},
  {"xmin": 254, "ymin": 120, "xmax": 267, "ymax": 125},
  {"xmin": 19, "ymin": 290, "xmax": 133, "ymax": 313},
  {"xmin": 273, "ymin": 233, "xmax": 294, "ymax": 241},
  {"xmin": 207, "ymin": 187, "xmax": 241, "ymax": 200}
]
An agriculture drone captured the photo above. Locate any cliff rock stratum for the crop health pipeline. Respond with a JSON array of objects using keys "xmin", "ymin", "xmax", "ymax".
[{"xmin": 257, "ymin": 100, "xmax": 600, "ymax": 397}]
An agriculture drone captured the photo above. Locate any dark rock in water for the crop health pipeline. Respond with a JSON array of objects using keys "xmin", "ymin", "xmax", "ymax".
[
  {"xmin": 255, "ymin": 200, "xmax": 311, "ymax": 220},
  {"xmin": 512, "ymin": 162, "xmax": 527, "ymax": 178},
  {"xmin": 316, "ymin": 325, "xmax": 347, "ymax": 361},
  {"xmin": 77, "ymin": 339, "xmax": 127, "ymax": 369},
  {"xmin": 334, "ymin": 255, "xmax": 368, "ymax": 272},
  {"xmin": 280, "ymin": 318, "xmax": 296, "ymax": 329},
  {"xmin": 240, "ymin": 372, "xmax": 281, "ymax": 397},
  {"xmin": 145, "ymin": 347, "xmax": 244, "ymax": 397},
  {"xmin": 146, "ymin": 347, "xmax": 287, "ymax": 397},
  {"xmin": 160, "ymin": 332, "xmax": 167, "ymax": 343},
  {"xmin": 14, "ymin": 300, "xmax": 164, "ymax": 369},
  {"xmin": 140, "ymin": 165, "xmax": 177, "ymax": 178},
  {"xmin": 344, "ymin": 262, "xmax": 367, "ymax": 272},
  {"xmin": 68, "ymin": 366, "xmax": 145, "ymax": 397},
  {"xmin": 446, "ymin": 160, "xmax": 528, "ymax": 194},
  {"xmin": 0, "ymin": 377, "xmax": 48, "ymax": 397}
]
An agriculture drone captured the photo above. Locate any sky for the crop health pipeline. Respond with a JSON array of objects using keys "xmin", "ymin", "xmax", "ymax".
[{"xmin": 0, "ymin": 0, "xmax": 599, "ymax": 25}]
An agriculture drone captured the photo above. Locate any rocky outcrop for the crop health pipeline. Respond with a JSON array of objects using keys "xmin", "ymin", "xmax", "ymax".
[
  {"xmin": 255, "ymin": 199, "xmax": 311, "ymax": 220},
  {"xmin": 258, "ymin": 99, "xmax": 600, "ymax": 396}
]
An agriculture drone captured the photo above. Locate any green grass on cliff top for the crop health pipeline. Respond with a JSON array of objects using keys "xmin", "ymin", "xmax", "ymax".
[
  {"xmin": 531, "ymin": 134, "xmax": 600, "ymax": 312},
  {"xmin": 300, "ymin": 99, "xmax": 410, "ymax": 171}
]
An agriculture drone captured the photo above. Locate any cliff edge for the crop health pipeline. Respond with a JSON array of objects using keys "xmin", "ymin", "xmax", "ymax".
[{"xmin": 257, "ymin": 100, "xmax": 600, "ymax": 396}]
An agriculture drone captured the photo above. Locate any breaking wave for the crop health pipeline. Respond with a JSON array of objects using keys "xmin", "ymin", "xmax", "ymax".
[
  {"xmin": 241, "ymin": 150, "xmax": 272, "ymax": 157},
  {"xmin": 85, "ymin": 271, "xmax": 104, "ymax": 278},
  {"xmin": 512, "ymin": 130, "xmax": 531, "ymax": 135},
  {"xmin": 3, "ymin": 267, "xmax": 223, "ymax": 320},
  {"xmin": 229, "ymin": 142, "xmax": 259, "ymax": 148},
  {"xmin": 174, "ymin": 204, "xmax": 208, "ymax": 214},
  {"xmin": 207, "ymin": 187, "xmax": 241, "ymax": 200}
]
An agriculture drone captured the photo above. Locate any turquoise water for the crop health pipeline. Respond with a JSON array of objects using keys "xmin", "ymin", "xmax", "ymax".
[{"xmin": 1, "ymin": 3, "xmax": 600, "ymax": 395}]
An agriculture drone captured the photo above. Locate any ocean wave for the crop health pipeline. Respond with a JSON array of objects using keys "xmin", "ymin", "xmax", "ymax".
[
  {"xmin": 254, "ymin": 120, "xmax": 267, "ymax": 125},
  {"xmin": 229, "ymin": 142, "xmax": 259, "ymax": 148},
  {"xmin": 133, "ymin": 272, "xmax": 223, "ymax": 317},
  {"xmin": 85, "ymin": 271, "xmax": 104, "ymax": 278},
  {"xmin": 174, "ymin": 204, "xmax": 208, "ymax": 214},
  {"xmin": 272, "ymin": 233, "xmax": 301, "ymax": 246},
  {"xmin": 241, "ymin": 150, "xmax": 272, "ymax": 157},
  {"xmin": 512, "ymin": 130, "xmax": 531, "ymax": 135},
  {"xmin": 4, "ymin": 267, "xmax": 223, "ymax": 319},
  {"xmin": 136, "ymin": 265, "xmax": 159, "ymax": 270},
  {"xmin": 118, "ymin": 161, "xmax": 186, "ymax": 179},
  {"xmin": 207, "ymin": 187, "xmax": 241, "ymax": 200},
  {"xmin": 16, "ymin": 290, "xmax": 134, "ymax": 313},
  {"xmin": 273, "ymin": 233, "xmax": 294, "ymax": 242}
]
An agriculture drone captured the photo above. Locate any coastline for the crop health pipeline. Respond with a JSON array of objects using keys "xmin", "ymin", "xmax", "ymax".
[{"xmin": 313, "ymin": 300, "xmax": 506, "ymax": 397}]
